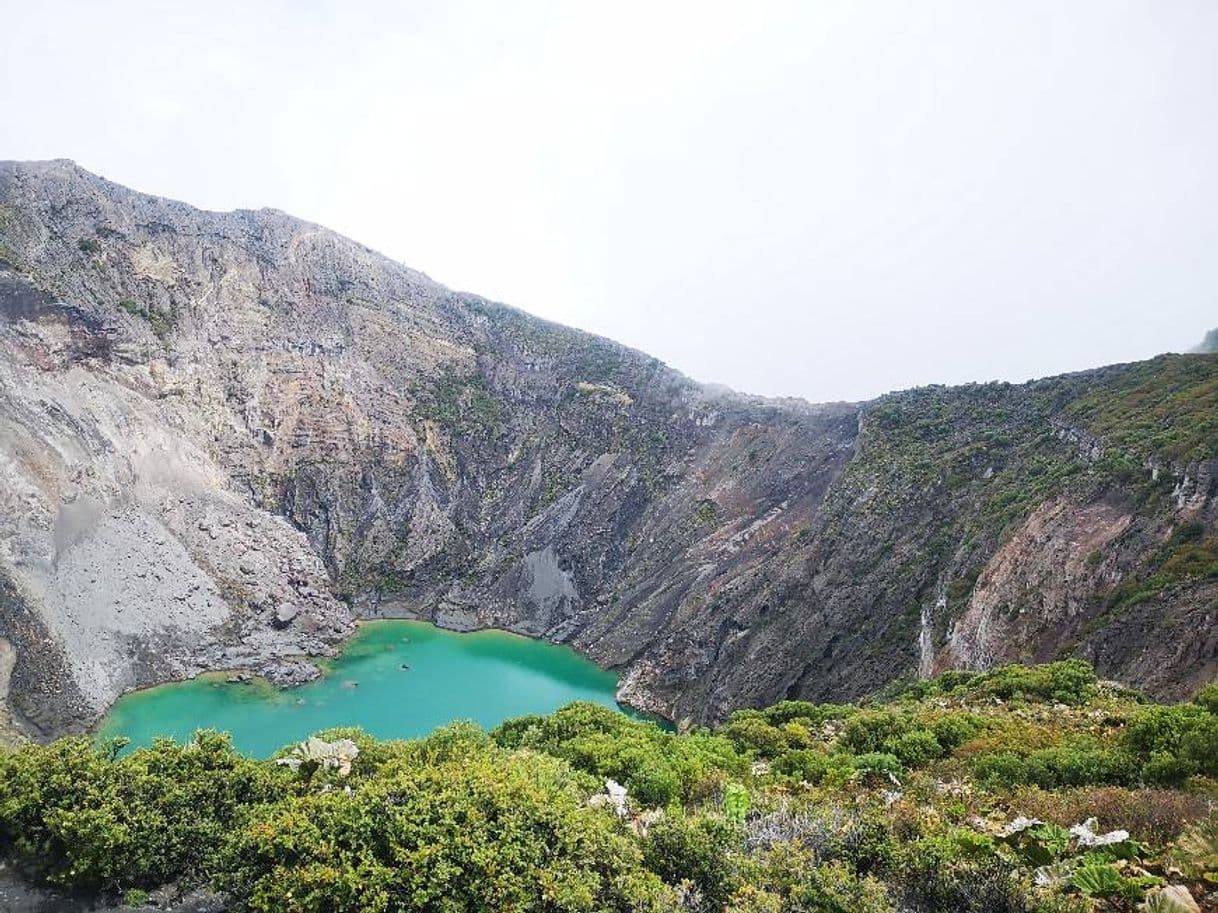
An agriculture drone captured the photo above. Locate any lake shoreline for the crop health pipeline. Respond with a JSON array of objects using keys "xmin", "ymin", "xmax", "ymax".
[{"xmin": 96, "ymin": 620, "xmax": 647, "ymax": 756}]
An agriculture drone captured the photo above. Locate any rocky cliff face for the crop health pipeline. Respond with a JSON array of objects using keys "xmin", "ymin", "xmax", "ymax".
[{"xmin": 0, "ymin": 160, "xmax": 1214, "ymax": 738}]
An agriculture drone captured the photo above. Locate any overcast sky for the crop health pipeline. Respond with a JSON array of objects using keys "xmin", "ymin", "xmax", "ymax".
[{"xmin": 3, "ymin": 1, "xmax": 1216, "ymax": 401}]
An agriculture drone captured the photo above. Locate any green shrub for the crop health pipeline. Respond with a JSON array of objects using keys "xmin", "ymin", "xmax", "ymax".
[
  {"xmin": 721, "ymin": 717, "xmax": 788, "ymax": 759},
  {"xmin": 1125, "ymin": 705, "xmax": 1208, "ymax": 756},
  {"xmin": 643, "ymin": 813, "xmax": 741, "ymax": 911},
  {"xmin": 973, "ymin": 744, "xmax": 1138, "ymax": 789},
  {"xmin": 846, "ymin": 752, "xmax": 905, "ymax": 784},
  {"xmin": 0, "ymin": 666, "xmax": 1212, "ymax": 910},
  {"xmin": 492, "ymin": 702, "xmax": 744, "ymax": 807},
  {"xmin": 0, "ymin": 732, "xmax": 281, "ymax": 890},
  {"xmin": 1140, "ymin": 751, "xmax": 1198, "ymax": 787},
  {"xmin": 0, "ymin": 240, "xmax": 23, "ymax": 271},
  {"xmin": 393, "ymin": 720, "xmax": 491, "ymax": 766},
  {"xmin": 624, "ymin": 752, "xmax": 682, "ymax": 807},
  {"xmin": 761, "ymin": 700, "xmax": 856, "ymax": 728},
  {"xmin": 221, "ymin": 747, "xmax": 673, "ymax": 913},
  {"xmin": 147, "ymin": 306, "xmax": 176, "ymax": 341},
  {"xmin": 970, "ymin": 752, "xmax": 1029, "ymax": 788},
  {"xmin": 838, "ymin": 710, "xmax": 945, "ymax": 768},
  {"xmin": 1111, "ymin": 533, "xmax": 1218, "ymax": 610},
  {"xmin": 722, "ymin": 701, "xmax": 858, "ymax": 763},
  {"xmin": 891, "ymin": 729, "xmax": 945, "ymax": 767},
  {"xmin": 840, "ymin": 710, "xmax": 911, "ymax": 755},
  {"xmin": 771, "ymin": 749, "xmax": 830, "ymax": 783},
  {"xmin": 735, "ymin": 847, "xmax": 897, "ymax": 913},
  {"xmin": 1180, "ymin": 715, "xmax": 1218, "ymax": 776},
  {"xmin": 493, "ymin": 700, "xmax": 630, "ymax": 747},
  {"xmin": 777, "ymin": 720, "xmax": 814, "ymax": 750},
  {"xmin": 751, "ymin": 700, "xmax": 819, "ymax": 725},
  {"xmin": 974, "ymin": 660, "xmax": 1098, "ymax": 705},
  {"xmin": 1125, "ymin": 704, "xmax": 1218, "ymax": 776},
  {"xmin": 1066, "ymin": 353, "xmax": 1218, "ymax": 464},
  {"xmin": 417, "ymin": 369, "xmax": 503, "ymax": 437},
  {"xmin": 1194, "ymin": 681, "xmax": 1218, "ymax": 714},
  {"xmin": 928, "ymin": 713, "xmax": 985, "ymax": 750}
]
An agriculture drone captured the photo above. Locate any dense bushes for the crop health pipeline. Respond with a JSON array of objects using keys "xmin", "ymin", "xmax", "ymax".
[
  {"xmin": 1110, "ymin": 525, "xmax": 1218, "ymax": 610},
  {"xmin": 642, "ymin": 813, "xmax": 741, "ymax": 908},
  {"xmin": 972, "ymin": 743, "xmax": 1139, "ymax": 790},
  {"xmin": 722, "ymin": 695, "xmax": 992, "ymax": 788},
  {"xmin": 969, "ymin": 699, "xmax": 1218, "ymax": 790},
  {"xmin": 223, "ymin": 728, "xmax": 673, "ymax": 912},
  {"xmin": 1124, "ymin": 704, "xmax": 1218, "ymax": 783},
  {"xmin": 491, "ymin": 702, "xmax": 744, "ymax": 806},
  {"xmin": 0, "ymin": 662, "xmax": 1213, "ymax": 912},
  {"xmin": 0, "ymin": 732, "xmax": 281, "ymax": 889},
  {"xmin": 974, "ymin": 660, "xmax": 1100, "ymax": 705},
  {"xmin": 840, "ymin": 710, "xmax": 953, "ymax": 767},
  {"xmin": 900, "ymin": 660, "xmax": 1100, "ymax": 706},
  {"xmin": 1194, "ymin": 681, "xmax": 1218, "ymax": 714}
]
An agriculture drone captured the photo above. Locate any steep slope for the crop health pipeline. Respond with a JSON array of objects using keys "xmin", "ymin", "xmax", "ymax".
[{"xmin": 0, "ymin": 160, "xmax": 1214, "ymax": 738}]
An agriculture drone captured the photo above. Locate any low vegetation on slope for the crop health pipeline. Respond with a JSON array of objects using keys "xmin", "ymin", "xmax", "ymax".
[
  {"xmin": 0, "ymin": 662, "xmax": 1215, "ymax": 912},
  {"xmin": 854, "ymin": 354, "xmax": 1218, "ymax": 541},
  {"xmin": 1066, "ymin": 355, "xmax": 1218, "ymax": 466}
]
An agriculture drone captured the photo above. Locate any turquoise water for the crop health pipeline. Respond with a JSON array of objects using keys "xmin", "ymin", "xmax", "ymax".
[{"xmin": 98, "ymin": 621, "xmax": 625, "ymax": 757}]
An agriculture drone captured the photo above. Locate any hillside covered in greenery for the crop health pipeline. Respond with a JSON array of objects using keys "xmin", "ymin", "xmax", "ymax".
[{"xmin": 0, "ymin": 661, "xmax": 1215, "ymax": 912}]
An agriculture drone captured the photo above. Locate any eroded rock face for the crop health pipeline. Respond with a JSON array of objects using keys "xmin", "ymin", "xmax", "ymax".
[
  {"xmin": 937, "ymin": 491, "xmax": 1218, "ymax": 699},
  {"xmin": 0, "ymin": 160, "xmax": 1215, "ymax": 737},
  {"xmin": 941, "ymin": 499, "xmax": 1135, "ymax": 670},
  {"xmin": 0, "ymin": 274, "xmax": 352, "ymax": 735}
]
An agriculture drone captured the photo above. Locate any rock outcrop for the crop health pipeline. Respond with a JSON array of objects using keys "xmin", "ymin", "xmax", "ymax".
[{"xmin": 0, "ymin": 160, "xmax": 1215, "ymax": 738}]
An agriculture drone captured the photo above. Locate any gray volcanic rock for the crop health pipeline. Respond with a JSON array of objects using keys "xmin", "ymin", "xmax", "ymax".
[
  {"xmin": 0, "ymin": 159, "xmax": 1215, "ymax": 738},
  {"xmin": 0, "ymin": 864, "xmax": 224, "ymax": 912},
  {"xmin": 261, "ymin": 659, "xmax": 321, "ymax": 687}
]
